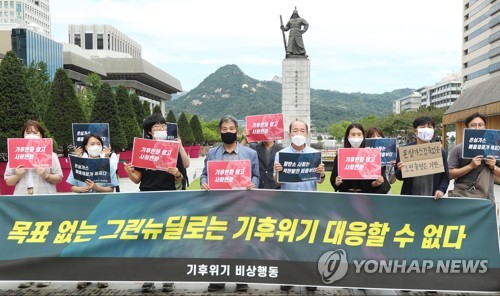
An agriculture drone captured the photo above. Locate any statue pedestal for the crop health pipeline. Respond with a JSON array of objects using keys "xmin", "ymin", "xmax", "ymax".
[{"xmin": 281, "ymin": 57, "xmax": 311, "ymax": 146}]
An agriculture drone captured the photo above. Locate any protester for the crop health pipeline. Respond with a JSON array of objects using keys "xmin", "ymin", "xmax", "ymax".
[
  {"xmin": 448, "ymin": 112, "xmax": 499, "ymax": 201},
  {"xmin": 241, "ymin": 129, "xmax": 282, "ymax": 189},
  {"xmin": 330, "ymin": 123, "xmax": 389, "ymax": 193},
  {"xmin": 67, "ymin": 133, "xmax": 118, "ymax": 194},
  {"xmin": 394, "ymin": 117, "xmax": 450, "ymax": 198},
  {"xmin": 366, "ymin": 127, "xmax": 397, "ymax": 192},
  {"xmin": 4, "ymin": 120, "xmax": 63, "ymax": 289},
  {"xmin": 124, "ymin": 113, "xmax": 189, "ymax": 293},
  {"xmin": 200, "ymin": 115, "xmax": 259, "ymax": 292},
  {"xmin": 66, "ymin": 133, "xmax": 118, "ymax": 289},
  {"xmin": 273, "ymin": 120, "xmax": 325, "ymax": 291}
]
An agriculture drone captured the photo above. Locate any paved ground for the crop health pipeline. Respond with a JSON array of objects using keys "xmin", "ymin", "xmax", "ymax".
[{"xmin": 1, "ymin": 156, "xmax": 499, "ymax": 295}]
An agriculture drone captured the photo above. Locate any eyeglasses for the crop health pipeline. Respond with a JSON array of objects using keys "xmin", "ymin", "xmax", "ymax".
[{"xmin": 469, "ymin": 123, "xmax": 485, "ymax": 128}]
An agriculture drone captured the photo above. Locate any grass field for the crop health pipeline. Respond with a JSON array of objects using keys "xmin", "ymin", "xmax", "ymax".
[{"xmin": 187, "ymin": 172, "xmax": 403, "ymax": 195}]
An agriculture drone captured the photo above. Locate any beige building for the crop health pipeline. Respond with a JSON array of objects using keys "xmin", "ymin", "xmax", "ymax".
[
  {"xmin": 0, "ymin": 0, "xmax": 51, "ymax": 36},
  {"xmin": 461, "ymin": 0, "xmax": 500, "ymax": 89},
  {"xmin": 68, "ymin": 24, "xmax": 141, "ymax": 58},
  {"xmin": 443, "ymin": 0, "xmax": 500, "ymax": 185}
]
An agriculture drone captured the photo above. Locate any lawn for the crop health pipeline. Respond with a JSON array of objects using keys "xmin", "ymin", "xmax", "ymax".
[{"xmin": 187, "ymin": 172, "xmax": 403, "ymax": 195}]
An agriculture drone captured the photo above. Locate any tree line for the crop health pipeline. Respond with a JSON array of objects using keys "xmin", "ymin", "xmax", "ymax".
[{"xmin": 0, "ymin": 51, "xmax": 207, "ymax": 158}]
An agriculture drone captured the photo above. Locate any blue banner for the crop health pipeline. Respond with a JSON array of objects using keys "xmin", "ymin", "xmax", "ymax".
[
  {"xmin": 365, "ymin": 138, "xmax": 397, "ymax": 165},
  {"xmin": 278, "ymin": 152, "xmax": 321, "ymax": 182},
  {"xmin": 462, "ymin": 128, "xmax": 500, "ymax": 159},
  {"xmin": 72, "ymin": 123, "xmax": 110, "ymax": 147},
  {"xmin": 69, "ymin": 155, "xmax": 111, "ymax": 183}
]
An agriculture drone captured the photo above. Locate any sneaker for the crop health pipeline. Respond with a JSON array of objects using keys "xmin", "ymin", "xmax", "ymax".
[
  {"xmin": 18, "ymin": 282, "xmax": 33, "ymax": 288},
  {"xmin": 305, "ymin": 286, "xmax": 317, "ymax": 291},
  {"xmin": 162, "ymin": 282, "xmax": 174, "ymax": 292},
  {"xmin": 77, "ymin": 282, "xmax": 91, "ymax": 289},
  {"xmin": 141, "ymin": 282, "xmax": 155, "ymax": 293},
  {"xmin": 97, "ymin": 282, "xmax": 108, "ymax": 288},
  {"xmin": 235, "ymin": 284, "xmax": 248, "ymax": 292},
  {"xmin": 36, "ymin": 282, "xmax": 50, "ymax": 288},
  {"xmin": 207, "ymin": 283, "xmax": 225, "ymax": 292},
  {"xmin": 280, "ymin": 285, "xmax": 293, "ymax": 291}
]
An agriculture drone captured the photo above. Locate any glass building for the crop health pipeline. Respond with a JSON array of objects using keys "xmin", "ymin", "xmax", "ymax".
[{"xmin": 11, "ymin": 28, "xmax": 62, "ymax": 80}]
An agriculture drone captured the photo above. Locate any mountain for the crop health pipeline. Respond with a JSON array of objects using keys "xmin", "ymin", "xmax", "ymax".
[{"xmin": 165, "ymin": 65, "xmax": 412, "ymax": 129}]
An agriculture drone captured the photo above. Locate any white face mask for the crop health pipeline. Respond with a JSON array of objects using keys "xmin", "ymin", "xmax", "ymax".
[
  {"xmin": 348, "ymin": 137, "xmax": 363, "ymax": 148},
  {"xmin": 24, "ymin": 134, "xmax": 40, "ymax": 139},
  {"xmin": 291, "ymin": 135, "xmax": 307, "ymax": 147},
  {"xmin": 153, "ymin": 130, "xmax": 168, "ymax": 140},
  {"xmin": 87, "ymin": 145, "xmax": 103, "ymax": 157},
  {"xmin": 416, "ymin": 128, "xmax": 434, "ymax": 142}
]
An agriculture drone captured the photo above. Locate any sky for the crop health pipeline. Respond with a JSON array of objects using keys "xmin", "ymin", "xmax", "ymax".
[{"xmin": 50, "ymin": 0, "xmax": 463, "ymax": 94}]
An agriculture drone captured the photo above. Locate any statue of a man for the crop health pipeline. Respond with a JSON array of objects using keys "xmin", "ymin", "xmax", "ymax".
[{"xmin": 281, "ymin": 8, "xmax": 309, "ymax": 57}]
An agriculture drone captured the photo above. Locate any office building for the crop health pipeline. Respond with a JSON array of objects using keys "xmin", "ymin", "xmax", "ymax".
[
  {"xmin": 461, "ymin": 0, "xmax": 500, "ymax": 89},
  {"xmin": 393, "ymin": 75, "xmax": 462, "ymax": 114},
  {"xmin": 442, "ymin": 0, "xmax": 500, "ymax": 154},
  {"xmin": 68, "ymin": 24, "xmax": 141, "ymax": 58},
  {"xmin": 64, "ymin": 24, "xmax": 180, "ymax": 114},
  {"xmin": 0, "ymin": 0, "xmax": 51, "ymax": 36},
  {"xmin": 0, "ymin": 25, "xmax": 62, "ymax": 80},
  {"xmin": 11, "ymin": 27, "xmax": 62, "ymax": 80}
]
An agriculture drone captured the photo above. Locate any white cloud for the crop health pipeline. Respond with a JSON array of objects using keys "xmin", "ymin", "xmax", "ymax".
[{"xmin": 50, "ymin": 0, "xmax": 462, "ymax": 93}]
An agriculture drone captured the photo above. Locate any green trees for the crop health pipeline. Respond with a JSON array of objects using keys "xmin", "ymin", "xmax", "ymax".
[
  {"xmin": 166, "ymin": 109, "xmax": 177, "ymax": 123},
  {"xmin": 152, "ymin": 104, "xmax": 162, "ymax": 115},
  {"xmin": 328, "ymin": 108, "xmax": 446, "ymax": 141},
  {"xmin": 115, "ymin": 85, "xmax": 141, "ymax": 148},
  {"xmin": 45, "ymin": 68, "xmax": 86, "ymax": 154},
  {"xmin": 177, "ymin": 112, "xmax": 195, "ymax": 146},
  {"xmin": 130, "ymin": 93, "xmax": 145, "ymax": 126},
  {"xmin": 143, "ymin": 101, "xmax": 151, "ymax": 117},
  {"xmin": 91, "ymin": 83, "xmax": 127, "ymax": 150},
  {"xmin": 25, "ymin": 61, "xmax": 51, "ymax": 121},
  {"xmin": 202, "ymin": 119, "xmax": 220, "ymax": 144},
  {"xmin": 0, "ymin": 51, "xmax": 39, "ymax": 153},
  {"xmin": 77, "ymin": 72, "xmax": 101, "ymax": 122},
  {"xmin": 190, "ymin": 115, "xmax": 204, "ymax": 145}
]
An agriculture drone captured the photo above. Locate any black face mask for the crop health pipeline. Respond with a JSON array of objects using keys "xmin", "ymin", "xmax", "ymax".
[{"xmin": 221, "ymin": 132, "xmax": 237, "ymax": 144}]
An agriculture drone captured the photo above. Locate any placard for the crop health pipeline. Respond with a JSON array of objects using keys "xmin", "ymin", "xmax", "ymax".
[
  {"xmin": 131, "ymin": 138, "xmax": 180, "ymax": 170},
  {"xmin": 337, "ymin": 148, "xmax": 381, "ymax": 179},
  {"xmin": 7, "ymin": 138, "xmax": 53, "ymax": 168},
  {"xmin": 462, "ymin": 128, "xmax": 500, "ymax": 159},
  {"xmin": 207, "ymin": 160, "xmax": 251, "ymax": 189},
  {"xmin": 69, "ymin": 155, "xmax": 111, "ymax": 183},
  {"xmin": 72, "ymin": 123, "xmax": 110, "ymax": 147},
  {"xmin": 365, "ymin": 138, "xmax": 397, "ymax": 166},
  {"xmin": 245, "ymin": 113, "xmax": 284, "ymax": 142},
  {"xmin": 278, "ymin": 152, "xmax": 321, "ymax": 182},
  {"xmin": 398, "ymin": 142, "xmax": 444, "ymax": 178}
]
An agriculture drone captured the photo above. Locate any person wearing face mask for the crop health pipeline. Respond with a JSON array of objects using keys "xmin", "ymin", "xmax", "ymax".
[
  {"xmin": 272, "ymin": 120, "xmax": 324, "ymax": 292},
  {"xmin": 200, "ymin": 115, "xmax": 259, "ymax": 293},
  {"xmin": 4, "ymin": 120, "xmax": 63, "ymax": 289},
  {"xmin": 66, "ymin": 134, "xmax": 118, "ymax": 195},
  {"xmin": 273, "ymin": 120, "xmax": 325, "ymax": 191},
  {"xmin": 123, "ymin": 114, "xmax": 189, "ymax": 293},
  {"xmin": 65, "ymin": 133, "xmax": 117, "ymax": 290},
  {"xmin": 447, "ymin": 113, "xmax": 499, "ymax": 201},
  {"xmin": 330, "ymin": 123, "xmax": 388, "ymax": 193},
  {"xmin": 394, "ymin": 116, "xmax": 450, "ymax": 199}
]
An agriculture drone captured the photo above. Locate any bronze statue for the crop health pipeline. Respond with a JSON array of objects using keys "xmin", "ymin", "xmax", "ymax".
[{"xmin": 280, "ymin": 8, "xmax": 309, "ymax": 57}]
